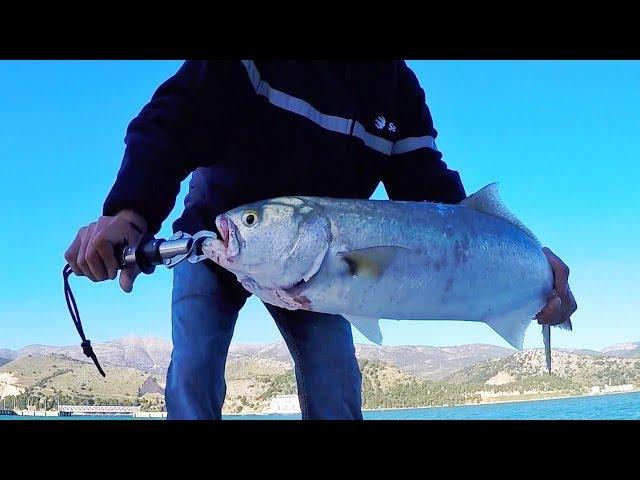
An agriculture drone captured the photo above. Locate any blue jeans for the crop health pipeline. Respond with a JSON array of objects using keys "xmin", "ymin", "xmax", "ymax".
[{"xmin": 165, "ymin": 261, "xmax": 363, "ymax": 420}]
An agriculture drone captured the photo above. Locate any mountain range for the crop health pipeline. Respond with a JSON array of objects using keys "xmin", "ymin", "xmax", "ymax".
[
  {"xmin": 1, "ymin": 337, "xmax": 638, "ymax": 379},
  {"xmin": 2, "ymin": 337, "xmax": 639, "ymax": 414},
  {"xmin": 0, "ymin": 336, "xmax": 518, "ymax": 380}
]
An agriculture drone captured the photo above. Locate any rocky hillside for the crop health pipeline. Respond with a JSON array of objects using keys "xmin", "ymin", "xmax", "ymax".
[
  {"xmin": 0, "ymin": 349, "xmax": 16, "ymax": 361},
  {"xmin": 446, "ymin": 349, "xmax": 640, "ymax": 387},
  {"xmin": 0, "ymin": 337, "xmax": 516, "ymax": 380},
  {"xmin": 601, "ymin": 342, "xmax": 640, "ymax": 358},
  {"xmin": 1, "ymin": 337, "xmax": 172, "ymax": 376},
  {"xmin": 4, "ymin": 337, "xmax": 638, "ymax": 380},
  {"xmin": 3, "ymin": 338, "xmax": 640, "ymax": 414},
  {"xmin": 0, "ymin": 351, "xmax": 296, "ymax": 414},
  {"xmin": 559, "ymin": 348, "xmax": 603, "ymax": 356},
  {"xmin": 0, "ymin": 353, "xmax": 151, "ymax": 409},
  {"xmin": 355, "ymin": 343, "xmax": 514, "ymax": 379},
  {"xmin": 359, "ymin": 359, "xmax": 483, "ymax": 408},
  {"xmin": 228, "ymin": 342, "xmax": 293, "ymax": 364},
  {"xmin": 224, "ymin": 341, "xmax": 515, "ymax": 379}
]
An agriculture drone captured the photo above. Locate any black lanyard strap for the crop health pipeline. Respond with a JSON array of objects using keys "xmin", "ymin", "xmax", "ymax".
[{"xmin": 63, "ymin": 264, "xmax": 106, "ymax": 377}]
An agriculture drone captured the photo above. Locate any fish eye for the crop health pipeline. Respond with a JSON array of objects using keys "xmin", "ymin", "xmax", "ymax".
[{"xmin": 242, "ymin": 210, "xmax": 259, "ymax": 227}]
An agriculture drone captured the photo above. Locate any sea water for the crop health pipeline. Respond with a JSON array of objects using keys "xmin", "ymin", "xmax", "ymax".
[{"xmin": 2, "ymin": 391, "xmax": 640, "ymax": 420}]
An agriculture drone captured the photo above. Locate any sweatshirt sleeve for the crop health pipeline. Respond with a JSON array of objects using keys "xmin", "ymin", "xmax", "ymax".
[
  {"xmin": 382, "ymin": 61, "xmax": 466, "ymax": 204},
  {"xmin": 102, "ymin": 60, "xmax": 255, "ymax": 234}
]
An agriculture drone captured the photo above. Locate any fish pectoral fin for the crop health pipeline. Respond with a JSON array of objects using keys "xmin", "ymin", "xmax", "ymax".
[
  {"xmin": 342, "ymin": 314, "xmax": 383, "ymax": 345},
  {"xmin": 339, "ymin": 246, "xmax": 408, "ymax": 280}
]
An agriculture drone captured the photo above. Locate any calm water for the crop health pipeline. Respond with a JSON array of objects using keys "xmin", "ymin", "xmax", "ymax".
[{"xmin": 3, "ymin": 392, "xmax": 640, "ymax": 420}]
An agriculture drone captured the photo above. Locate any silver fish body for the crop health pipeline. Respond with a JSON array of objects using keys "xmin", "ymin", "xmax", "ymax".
[
  {"xmin": 291, "ymin": 196, "xmax": 550, "ymax": 321},
  {"xmin": 202, "ymin": 183, "xmax": 559, "ymax": 363}
]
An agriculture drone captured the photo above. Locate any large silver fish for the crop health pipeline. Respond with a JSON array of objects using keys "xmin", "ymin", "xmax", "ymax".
[{"xmin": 202, "ymin": 183, "xmax": 569, "ymax": 371}]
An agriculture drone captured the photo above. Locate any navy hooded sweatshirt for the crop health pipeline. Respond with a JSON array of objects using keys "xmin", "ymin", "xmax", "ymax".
[{"xmin": 102, "ymin": 60, "xmax": 466, "ymax": 237}]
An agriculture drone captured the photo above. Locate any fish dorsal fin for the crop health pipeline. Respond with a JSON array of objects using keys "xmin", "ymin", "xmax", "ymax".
[{"xmin": 460, "ymin": 182, "xmax": 541, "ymax": 246}]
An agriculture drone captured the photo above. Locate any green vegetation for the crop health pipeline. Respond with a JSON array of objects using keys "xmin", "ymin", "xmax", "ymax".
[
  {"xmin": 139, "ymin": 393, "xmax": 165, "ymax": 412},
  {"xmin": 2, "ymin": 349, "xmax": 639, "ymax": 414},
  {"xmin": 483, "ymin": 374, "xmax": 583, "ymax": 394},
  {"xmin": 257, "ymin": 370, "xmax": 297, "ymax": 401},
  {"xmin": 2, "ymin": 391, "xmax": 141, "ymax": 410},
  {"xmin": 360, "ymin": 360, "xmax": 480, "ymax": 408},
  {"xmin": 1, "ymin": 354, "xmax": 152, "ymax": 411}
]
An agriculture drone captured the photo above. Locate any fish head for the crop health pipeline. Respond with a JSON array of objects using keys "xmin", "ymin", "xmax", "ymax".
[{"xmin": 203, "ymin": 197, "xmax": 330, "ymax": 289}]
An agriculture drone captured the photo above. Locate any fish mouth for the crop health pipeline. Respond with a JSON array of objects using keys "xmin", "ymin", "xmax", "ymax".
[
  {"xmin": 215, "ymin": 214, "xmax": 241, "ymax": 260},
  {"xmin": 217, "ymin": 214, "xmax": 230, "ymax": 248}
]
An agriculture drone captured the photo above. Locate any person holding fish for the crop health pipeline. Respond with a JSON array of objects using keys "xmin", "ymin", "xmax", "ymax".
[{"xmin": 64, "ymin": 61, "xmax": 577, "ymax": 420}]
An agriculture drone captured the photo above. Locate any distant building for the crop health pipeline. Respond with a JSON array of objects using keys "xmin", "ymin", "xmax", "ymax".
[
  {"xmin": 590, "ymin": 384, "xmax": 634, "ymax": 395},
  {"xmin": 267, "ymin": 394, "xmax": 301, "ymax": 414},
  {"xmin": 603, "ymin": 384, "xmax": 634, "ymax": 393}
]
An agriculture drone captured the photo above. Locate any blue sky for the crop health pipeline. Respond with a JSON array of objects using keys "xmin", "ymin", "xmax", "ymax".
[{"xmin": 1, "ymin": 60, "xmax": 638, "ymax": 351}]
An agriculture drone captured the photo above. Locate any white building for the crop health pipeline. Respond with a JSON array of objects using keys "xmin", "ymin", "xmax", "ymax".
[
  {"xmin": 602, "ymin": 384, "xmax": 634, "ymax": 393},
  {"xmin": 267, "ymin": 394, "xmax": 301, "ymax": 414},
  {"xmin": 590, "ymin": 384, "xmax": 634, "ymax": 395}
]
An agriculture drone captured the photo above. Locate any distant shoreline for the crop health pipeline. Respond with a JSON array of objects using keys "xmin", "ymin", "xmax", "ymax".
[
  {"xmin": 3, "ymin": 388, "xmax": 638, "ymax": 418},
  {"xmin": 358, "ymin": 388, "xmax": 640, "ymax": 413},
  {"xmin": 222, "ymin": 387, "xmax": 640, "ymax": 416}
]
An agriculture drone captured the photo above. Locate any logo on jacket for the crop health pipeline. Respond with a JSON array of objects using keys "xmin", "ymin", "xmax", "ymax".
[{"xmin": 374, "ymin": 115, "xmax": 397, "ymax": 133}]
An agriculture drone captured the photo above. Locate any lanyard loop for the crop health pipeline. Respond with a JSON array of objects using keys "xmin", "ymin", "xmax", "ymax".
[{"xmin": 63, "ymin": 264, "xmax": 106, "ymax": 377}]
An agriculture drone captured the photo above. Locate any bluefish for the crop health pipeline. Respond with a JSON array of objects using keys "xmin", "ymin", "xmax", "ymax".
[{"xmin": 202, "ymin": 183, "xmax": 571, "ymax": 372}]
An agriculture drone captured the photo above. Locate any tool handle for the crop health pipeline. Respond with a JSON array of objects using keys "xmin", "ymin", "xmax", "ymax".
[{"xmin": 114, "ymin": 235, "xmax": 194, "ymax": 274}]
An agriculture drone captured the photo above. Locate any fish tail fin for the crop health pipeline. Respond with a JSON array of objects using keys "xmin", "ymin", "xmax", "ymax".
[{"xmin": 557, "ymin": 318, "xmax": 573, "ymax": 331}]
